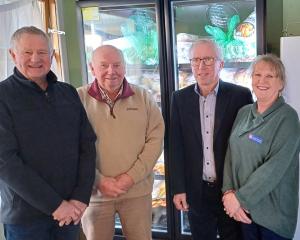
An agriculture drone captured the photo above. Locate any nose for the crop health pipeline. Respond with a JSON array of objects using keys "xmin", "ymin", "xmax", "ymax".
[
  {"xmin": 107, "ymin": 64, "xmax": 115, "ymax": 73},
  {"xmin": 198, "ymin": 59, "xmax": 209, "ymax": 68},
  {"xmin": 31, "ymin": 52, "xmax": 41, "ymax": 62},
  {"xmin": 259, "ymin": 76, "xmax": 268, "ymax": 83}
]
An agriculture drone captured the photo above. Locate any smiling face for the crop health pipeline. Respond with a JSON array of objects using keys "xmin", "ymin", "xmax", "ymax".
[
  {"xmin": 90, "ymin": 45, "xmax": 126, "ymax": 94},
  {"xmin": 252, "ymin": 60, "xmax": 284, "ymax": 106},
  {"xmin": 9, "ymin": 33, "xmax": 53, "ymax": 82},
  {"xmin": 190, "ymin": 42, "xmax": 224, "ymax": 93}
]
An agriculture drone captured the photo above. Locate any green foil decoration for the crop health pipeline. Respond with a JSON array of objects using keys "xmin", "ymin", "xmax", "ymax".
[
  {"xmin": 121, "ymin": 10, "xmax": 158, "ymax": 65},
  {"xmin": 205, "ymin": 15, "xmax": 246, "ymax": 60}
]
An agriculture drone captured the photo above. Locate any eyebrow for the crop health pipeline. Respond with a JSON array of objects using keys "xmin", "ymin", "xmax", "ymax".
[{"xmin": 99, "ymin": 61, "xmax": 122, "ymax": 64}]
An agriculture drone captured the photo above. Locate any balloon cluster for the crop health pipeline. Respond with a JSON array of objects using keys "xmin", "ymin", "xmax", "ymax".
[
  {"xmin": 205, "ymin": 15, "xmax": 247, "ymax": 61},
  {"xmin": 121, "ymin": 10, "xmax": 159, "ymax": 65}
]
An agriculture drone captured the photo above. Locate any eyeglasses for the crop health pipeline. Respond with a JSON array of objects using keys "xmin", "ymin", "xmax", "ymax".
[{"xmin": 190, "ymin": 57, "xmax": 218, "ymax": 67}]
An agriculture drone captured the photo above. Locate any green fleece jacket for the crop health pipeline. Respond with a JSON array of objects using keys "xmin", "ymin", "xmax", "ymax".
[
  {"xmin": 223, "ymin": 97, "xmax": 300, "ymax": 239},
  {"xmin": 78, "ymin": 82, "xmax": 164, "ymax": 202}
]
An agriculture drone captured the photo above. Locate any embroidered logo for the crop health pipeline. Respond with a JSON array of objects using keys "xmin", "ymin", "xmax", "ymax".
[
  {"xmin": 248, "ymin": 134, "xmax": 263, "ymax": 144},
  {"xmin": 126, "ymin": 107, "xmax": 138, "ymax": 111}
]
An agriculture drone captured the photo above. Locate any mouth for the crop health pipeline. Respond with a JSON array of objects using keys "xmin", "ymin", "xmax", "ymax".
[
  {"xmin": 28, "ymin": 65, "xmax": 43, "ymax": 69},
  {"xmin": 105, "ymin": 77, "xmax": 118, "ymax": 81},
  {"xmin": 256, "ymin": 86, "xmax": 269, "ymax": 91},
  {"xmin": 197, "ymin": 72, "xmax": 209, "ymax": 77}
]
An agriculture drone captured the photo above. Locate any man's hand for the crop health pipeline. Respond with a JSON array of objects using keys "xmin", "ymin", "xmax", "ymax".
[
  {"xmin": 115, "ymin": 173, "xmax": 134, "ymax": 192},
  {"xmin": 69, "ymin": 200, "xmax": 87, "ymax": 225},
  {"xmin": 98, "ymin": 176, "xmax": 126, "ymax": 197},
  {"xmin": 52, "ymin": 200, "xmax": 81, "ymax": 227},
  {"xmin": 173, "ymin": 193, "xmax": 189, "ymax": 211}
]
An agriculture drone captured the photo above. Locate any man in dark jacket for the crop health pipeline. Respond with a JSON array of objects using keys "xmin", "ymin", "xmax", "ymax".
[
  {"xmin": 0, "ymin": 26, "xmax": 96, "ymax": 240},
  {"xmin": 170, "ymin": 39, "xmax": 253, "ymax": 240}
]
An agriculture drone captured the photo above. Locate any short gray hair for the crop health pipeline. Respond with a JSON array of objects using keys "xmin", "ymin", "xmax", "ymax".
[
  {"xmin": 249, "ymin": 54, "xmax": 286, "ymax": 91},
  {"xmin": 10, "ymin": 26, "xmax": 53, "ymax": 52},
  {"xmin": 189, "ymin": 39, "xmax": 223, "ymax": 60},
  {"xmin": 92, "ymin": 45, "xmax": 125, "ymax": 64}
]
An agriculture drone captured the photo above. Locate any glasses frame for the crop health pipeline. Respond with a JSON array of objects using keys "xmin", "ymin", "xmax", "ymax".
[{"xmin": 189, "ymin": 57, "xmax": 219, "ymax": 67}]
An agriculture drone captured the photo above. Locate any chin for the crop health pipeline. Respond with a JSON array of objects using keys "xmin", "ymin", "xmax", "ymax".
[{"xmin": 29, "ymin": 74, "xmax": 47, "ymax": 80}]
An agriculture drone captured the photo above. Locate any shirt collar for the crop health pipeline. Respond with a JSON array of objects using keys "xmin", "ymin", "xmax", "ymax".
[
  {"xmin": 194, "ymin": 81, "xmax": 220, "ymax": 97},
  {"xmin": 251, "ymin": 96, "xmax": 285, "ymax": 118},
  {"xmin": 88, "ymin": 78, "xmax": 135, "ymax": 102},
  {"xmin": 98, "ymin": 83, "xmax": 123, "ymax": 103}
]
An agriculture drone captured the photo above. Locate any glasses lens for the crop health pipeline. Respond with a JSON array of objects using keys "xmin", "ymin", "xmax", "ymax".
[
  {"xmin": 204, "ymin": 58, "xmax": 214, "ymax": 66},
  {"xmin": 190, "ymin": 58, "xmax": 200, "ymax": 66},
  {"xmin": 190, "ymin": 58, "xmax": 216, "ymax": 66}
]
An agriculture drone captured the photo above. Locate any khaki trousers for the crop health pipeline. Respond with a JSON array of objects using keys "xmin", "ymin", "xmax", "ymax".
[{"xmin": 81, "ymin": 194, "xmax": 152, "ymax": 240}]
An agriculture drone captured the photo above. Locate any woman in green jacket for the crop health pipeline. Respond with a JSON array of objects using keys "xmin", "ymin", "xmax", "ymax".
[{"xmin": 222, "ymin": 54, "xmax": 300, "ymax": 240}]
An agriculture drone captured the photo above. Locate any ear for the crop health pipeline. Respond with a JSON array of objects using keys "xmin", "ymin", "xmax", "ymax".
[
  {"xmin": 50, "ymin": 49, "xmax": 55, "ymax": 61},
  {"xmin": 122, "ymin": 63, "xmax": 126, "ymax": 75},
  {"xmin": 279, "ymin": 82, "xmax": 284, "ymax": 93},
  {"xmin": 219, "ymin": 60, "xmax": 224, "ymax": 69},
  {"xmin": 9, "ymin": 48, "xmax": 17, "ymax": 64},
  {"xmin": 89, "ymin": 62, "xmax": 95, "ymax": 76}
]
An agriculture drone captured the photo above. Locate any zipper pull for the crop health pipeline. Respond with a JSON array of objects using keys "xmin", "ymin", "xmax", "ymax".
[
  {"xmin": 110, "ymin": 107, "xmax": 116, "ymax": 119},
  {"xmin": 45, "ymin": 91, "xmax": 50, "ymax": 102}
]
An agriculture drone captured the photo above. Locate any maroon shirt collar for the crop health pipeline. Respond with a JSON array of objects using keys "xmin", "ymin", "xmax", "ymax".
[{"xmin": 88, "ymin": 78, "xmax": 134, "ymax": 102}]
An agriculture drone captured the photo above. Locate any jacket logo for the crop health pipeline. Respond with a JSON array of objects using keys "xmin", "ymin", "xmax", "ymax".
[{"xmin": 248, "ymin": 134, "xmax": 263, "ymax": 144}]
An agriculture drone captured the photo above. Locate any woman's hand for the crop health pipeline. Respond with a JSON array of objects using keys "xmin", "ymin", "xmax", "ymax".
[
  {"xmin": 222, "ymin": 191, "xmax": 240, "ymax": 217},
  {"xmin": 223, "ymin": 191, "xmax": 252, "ymax": 224},
  {"xmin": 232, "ymin": 207, "xmax": 252, "ymax": 224}
]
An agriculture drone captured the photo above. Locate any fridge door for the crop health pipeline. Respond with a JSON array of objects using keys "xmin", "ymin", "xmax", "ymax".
[
  {"xmin": 171, "ymin": 0, "xmax": 262, "ymax": 92},
  {"xmin": 78, "ymin": 1, "xmax": 167, "ymax": 236},
  {"xmin": 170, "ymin": 0, "xmax": 263, "ymax": 236}
]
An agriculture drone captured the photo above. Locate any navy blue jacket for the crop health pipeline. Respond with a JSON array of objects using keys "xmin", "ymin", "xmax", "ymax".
[
  {"xmin": 170, "ymin": 81, "xmax": 253, "ymax": 211},
  {"xmin": 0, "ymin": 68, "xmax": 96, "ymax": 223}
]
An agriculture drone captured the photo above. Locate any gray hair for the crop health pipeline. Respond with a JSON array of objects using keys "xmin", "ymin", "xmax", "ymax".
[
  {"xmin": 10, "ymin": 26, "xmax": 53, "ymax": 52},
  {"xmin": 189, "ymin": 39, "xmax": 223, "ymax": 60},
  {"xmin": 92, "ymin": 45, "xmax": 125, "ymax": 64},
  {"xmin": 249, "ymin": 54, "xmax": 286, "ymax": 91}
]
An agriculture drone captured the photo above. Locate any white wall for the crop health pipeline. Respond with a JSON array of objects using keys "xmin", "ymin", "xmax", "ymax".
[
  {"xmin": 281, "ymin": 37, "xmax": 300, "ymax": 116},
  {"xmin": 283, "ymin": 0, "xmax": 300, "ymax": 36},
  {"xmin": 281, "ymin": 36, "xmax": 300, "ymax": 240}
]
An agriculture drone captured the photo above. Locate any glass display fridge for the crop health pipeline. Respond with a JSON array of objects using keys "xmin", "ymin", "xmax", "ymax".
[{"xmin": 76, "ymin": 0, "xmax": 265, "ymax": 239}]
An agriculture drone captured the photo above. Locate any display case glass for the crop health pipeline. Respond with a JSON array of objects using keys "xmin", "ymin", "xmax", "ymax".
[{"xmin": 172, "ymin": 0, "xmax": 259, "ymax": 92}]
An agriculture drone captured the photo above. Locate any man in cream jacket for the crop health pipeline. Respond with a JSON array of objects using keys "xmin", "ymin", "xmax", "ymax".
[{"xmin": 77, "ymin": 45, "xmax": 165, "ymax": 240}]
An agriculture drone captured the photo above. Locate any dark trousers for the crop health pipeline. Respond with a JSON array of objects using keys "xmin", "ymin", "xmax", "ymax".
[
  {"xmin": 242, "ymin": 222, "xmax": 291, "ymax": 240},
  {"xmin": 188, "ymin": 181, "xmax": 242, "ymax": 240},
  {"xmin": 4, "ymin": 218, "xmax": 80, "ymax": 240}
]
